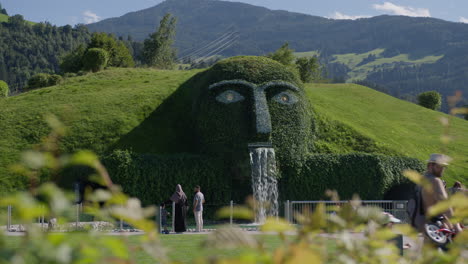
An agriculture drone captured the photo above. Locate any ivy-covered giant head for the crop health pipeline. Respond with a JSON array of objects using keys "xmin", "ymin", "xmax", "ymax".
[{"xmin": 193, "ymin": 56, "xmax": 314, "ymax": 166}]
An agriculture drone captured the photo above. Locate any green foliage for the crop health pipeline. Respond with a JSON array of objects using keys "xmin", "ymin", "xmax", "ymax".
[
  {"xmin": 192, "ymin": 56, "xmax": 312, "ymax": 172},
  {"xmin": 48, "ymin": 74, "xmax": 62, "ymax": 86},
  {"xmin": 101, "ymin": 150, "xmax": 230, "ymax": 207},
  {"xmin": 266, "ymin": 42, "xmax": 295, "ymax": 66},
  {"xmin": 26, "ymin": 73, "xmax": 63, "ymax": 89},
  {"xmin": 280, "ymin": 153, "xmax": 425, "ymax": 200},
  {"xmin": 59, "ymin": 44, "xmax": 86, "ymax": 73},
  {"xmin": 27, "ymin": 73, "xmax": 50, "ymax": 89},
  {"xmin": 88, "ymin": 32, "xmax": 134, "ymax": 68},
  {"xmin": 418, "ymin": 91, "xmax": 442, "ymax": 110},
  {"xmin": 142, "ymin": 13, "xmax": 177, "ymax": 69},
  {"xmin": 83, "ymin": 48, "xmax": 109, "ymax": 72},
  {"xmin": 0, "ymin": 20, "xmax": 91, "ymax": 91},
  {"xmin": 0, "ymin": 79, "xmax": 8, "ymax": 97},
  {"xmin": 296, "ymin": 56, "xmax": 321, "ymax": 83}
]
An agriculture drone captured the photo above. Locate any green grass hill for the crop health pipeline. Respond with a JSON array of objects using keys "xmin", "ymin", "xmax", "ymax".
[
  {"xmin": 0, "ymin": 68, "xmax": 467, "ymax": 194},
  {"xmin": 0, "ymin": 14, "xmax": 8, "ymax": 23}
]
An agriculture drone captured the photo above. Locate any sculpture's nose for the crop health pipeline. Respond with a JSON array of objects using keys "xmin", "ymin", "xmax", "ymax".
[{"xmin": 253, "ymin": 89, "xmax": 272, "ymax": 134}]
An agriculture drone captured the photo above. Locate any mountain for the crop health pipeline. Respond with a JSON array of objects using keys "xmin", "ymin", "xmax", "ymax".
[
  {"xmin": 0, "ymin": 68, "xmax": 467, "ymax": 194},
  {"xmin": 87, "ymin": 0, "xmax": 468, "ymax": 110}
]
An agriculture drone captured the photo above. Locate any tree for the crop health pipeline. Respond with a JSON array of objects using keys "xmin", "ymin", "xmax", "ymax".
[
  {"xmin": 266, "ymin": 42, "xmax": 295, "ymax": 66},
  {"xmin": 295, "ymin": 57, "xmax": 321, "ymax": 82},
  {"xmin": 0, "ymin": 3, "xmax": 8, "ymax": 15},
  {"xmin": 82, "ymin": 48, "xmax": 109, "ymax": 72},
  {"xmin": 0, "ymin": 80, "xmax": 8, "ymax": 98},
  {"xmin": 88, "ymin": 33, "xmax": 134, "ymax": 68},
  {"xmin": 142, "ymin": 13, "xmax": 177, "ymax": 69},
  {"xmin": 60, "ymin": 44, "xmax": 86, "ymax": 73},
  {"xmin": 417, "ymin": 91, "xmax": 442, "ymax": 110}
]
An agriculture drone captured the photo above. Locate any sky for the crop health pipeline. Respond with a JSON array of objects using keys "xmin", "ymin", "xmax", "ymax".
[{"xmin": 2, "ymin": 0, "xmax": 468, "ymax": 26}]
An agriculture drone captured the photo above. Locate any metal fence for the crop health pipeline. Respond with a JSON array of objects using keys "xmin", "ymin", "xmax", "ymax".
[
  {"xmin": 3, "ymin": 200, "xmax": 409, "ymax": 232},
  {"xmin": 284, "ymin": 200, "xmax": 409, "ymax": 224}
]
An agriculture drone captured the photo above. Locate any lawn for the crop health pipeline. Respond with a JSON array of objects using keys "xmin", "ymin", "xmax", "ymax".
[
  {"xmin": 3, "ymin": 233, "xmax": 287, "ymax": 263},
  {"xmin": 306, "ymin": 83, "xmax": 468, "ymax": 184}
]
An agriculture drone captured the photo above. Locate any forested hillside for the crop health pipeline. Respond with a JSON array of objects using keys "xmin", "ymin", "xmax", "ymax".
[
  {"xmin": 0, "ymin": 15, "xmax": 91, "ymax": 92},
  {"xmin": 87, "ymin": 0, "xmax": 468, "ymax": 110}
]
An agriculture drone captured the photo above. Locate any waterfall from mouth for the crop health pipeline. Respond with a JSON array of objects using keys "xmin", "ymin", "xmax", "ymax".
[{"xmin": 249, "ymin": 146, "xmax": 279, "ymax": 223}]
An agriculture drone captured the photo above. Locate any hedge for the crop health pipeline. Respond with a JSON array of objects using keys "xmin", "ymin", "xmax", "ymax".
[
  {"xmin": 279, "ymin": 153, "xmax": 425, "ymax": 201},
  {"xmin": 101, "ymin": 150, "xmax": 233, "ymax": 205},
  {"xmin": 85, "ymin": 151, "xmax": 425, "ymax": 212}
]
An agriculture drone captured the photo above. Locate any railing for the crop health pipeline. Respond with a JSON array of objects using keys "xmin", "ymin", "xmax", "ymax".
[{"xmin": 284, "ymin": 200, "xmax": 409, "ymax": 224}]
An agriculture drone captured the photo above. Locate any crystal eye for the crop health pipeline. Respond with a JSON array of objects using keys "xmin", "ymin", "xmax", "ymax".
[
  {"xmin": 273, "ymin": 91, "xmax": 298, "ymax": 105},
  {"xmin": 216, "ymin": 90, "xmax": 245, "ymax": 104}
]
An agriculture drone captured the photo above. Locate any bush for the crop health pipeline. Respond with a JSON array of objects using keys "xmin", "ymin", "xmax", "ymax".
[
  {"xmin": 82, "ymin": 48, "xmax": 109, "ymax": 72},
  {"xmin": 27, "ymin": 73, "xmax": 51, "ymax": 89},
  {"xmin": 48, "ymin": 74, "xmax": 62, "ymax": 86},
  {"xmin": 0, "ymin": 80, "xmax": 8, "ymax": 97},
  {"xmin": 418, "ymin": 91, "xmax": 442, "ymax": 110},
  {"xmin": 60, "ymin": 45, "xmax": 86, "ymax": 73}
]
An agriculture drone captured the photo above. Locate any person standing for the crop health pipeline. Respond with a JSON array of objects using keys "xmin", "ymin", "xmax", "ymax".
[
  {"xmin": 421, "ymin": 154, "xmax": 462, "ymax": 233},
  {"xmin": 165, "ymin": 184, "xmax": 188, "ymax": 233},
  {"xmin": 193, "ymin": 185, "xmax": 205, "ymax": 232}
]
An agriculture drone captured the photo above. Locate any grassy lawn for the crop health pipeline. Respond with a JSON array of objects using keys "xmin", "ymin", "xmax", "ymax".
[
  {"xmin": 3, "ymin": 233, "xmax": 288, "ymax": 263},
  {"xmin": 306, "ymin": 83, "xmax": 468, "ymax": 184}
]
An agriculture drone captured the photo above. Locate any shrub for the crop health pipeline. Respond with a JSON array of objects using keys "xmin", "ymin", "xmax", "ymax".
[
  {"xmin": 418, "ymin": 91, "xmax": 442, "ymax": 110},
  {"xmin": 0, "ymin": 80, "xmax": 8, "ymax": 97},
  {"xmin": 82, "ymin": 48, "xmax": 109, "ymax": 72},
  {"xmin": 48, "ymin": 74, "xmax": 62, "ymax": 86},
  {"xmin": 59, "ymin": 44, "xmax": 86, "ymax": 73},
  {"xmin": 27, "ymin": 73, "xmax": 51, "ymax": 89}
]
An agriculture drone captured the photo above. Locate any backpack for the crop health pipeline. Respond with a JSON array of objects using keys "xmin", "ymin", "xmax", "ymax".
[{"xmin": 407, "ymin": 185, "xmax": 426, "ymax": 231}]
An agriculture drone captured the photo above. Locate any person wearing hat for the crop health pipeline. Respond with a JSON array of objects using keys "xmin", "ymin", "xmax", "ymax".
[{"xmin": 421, "ymin": 154, "xmax": 462, "ymax": 233}]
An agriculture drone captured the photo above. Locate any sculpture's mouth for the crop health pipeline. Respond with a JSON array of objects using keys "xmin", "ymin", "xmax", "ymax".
[{"xmin": 248, "ymin": 142, "xmax": 273, "ymax": 149}]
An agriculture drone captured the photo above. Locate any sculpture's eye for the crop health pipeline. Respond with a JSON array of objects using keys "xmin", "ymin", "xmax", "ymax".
[
  {"xmin": 272, "ymin": 91, "xmax": 298, "ymax": 105},
  {"xmin": 216, "ymin": 90, "xmax": 245, "ymax": 104}
]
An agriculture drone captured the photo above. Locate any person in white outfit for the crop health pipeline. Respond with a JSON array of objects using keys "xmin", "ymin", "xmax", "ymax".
[{"xmin": 193, "ymin": 185, "xmax": 205, "ymax": 232}]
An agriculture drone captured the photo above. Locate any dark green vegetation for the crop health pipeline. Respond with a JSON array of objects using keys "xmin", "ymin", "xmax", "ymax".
[
  {"xmin": 61, "ymin": 33, "xmax": 135, "ymax": 74},
  {"xmin": 281, "ymin": 154, "xmax": 424, "ymax": 200},
  {"xmin": 417, "ymin": 91, "xmax": 442, "ymax": 110},
  {"xmin": 83, "ymin": 48, "xmax": 109, "ymax": 72},
  {"xmin": 27, "ymin": 73, "xmax": 62, "ymax": 89},
  {"xmin": 142, "ymin": 13, "xmax": 177, "ymax": 69},
  {"xmin": 1, "ymin": 61, "xmax": 467, "ymax": 200},
  {"xmin": 0, "ymin": 15, "xmax": 91, "ymax": 92},
  {"xmin": 86, "ymin": 0, "xmax": 468, "ymax": 110}
]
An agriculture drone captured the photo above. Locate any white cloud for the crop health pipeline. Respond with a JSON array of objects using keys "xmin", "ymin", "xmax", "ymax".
[
  {"xmin": 83, "ymin": 10, "xmax": 101, "ymax": 24},
  {"xmin": 460, "ymin": 17, "xmax": 468, "ymax": 23},
  {"xmin": 330, "ymin": 11, "xmax": 370, "ymax": 20},
  {"xmin": 373, "ymin": 2, "xmax": 430, "ymax": 17}
]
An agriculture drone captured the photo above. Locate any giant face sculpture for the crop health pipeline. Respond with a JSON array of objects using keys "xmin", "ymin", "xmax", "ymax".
[{"xmin": 192, "ymin": 56, "xmax": 314, "ymax": 167}]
